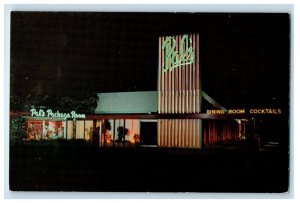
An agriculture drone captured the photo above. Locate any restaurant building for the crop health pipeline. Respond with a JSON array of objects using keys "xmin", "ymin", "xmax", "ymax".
[{"xmin": 11, "ymin": 34, "xmax": 256, "ymax": 149}]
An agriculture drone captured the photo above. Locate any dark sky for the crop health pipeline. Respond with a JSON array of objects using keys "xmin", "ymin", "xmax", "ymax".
[{"xmin": 10, "ymin": 12, "xmax": 290, "ymax": 109}]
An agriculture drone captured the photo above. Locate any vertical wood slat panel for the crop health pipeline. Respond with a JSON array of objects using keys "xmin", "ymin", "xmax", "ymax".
[
  {"xmin": 196, "ymin": 34, "xmax": 200, "ymax": 113},
  {"xmin": 184, "ymin": 119, "xmax": 187, "ymax": 147},
  {"xmin": 159, "ymin": 34, "xmax": 200, "ymax": 115},
  {"xmin": 185, "ymin": 41, "xmax": 189, "ymax": 113},
  {"xmin": 187, "ymin": 120, "xmax": 189, "ymax": 148},
  {"xmin": 171, "ymin": 35, "xmax": 175, "ymax": 114},
  {"xmin": 178, "ymin": 35, "xmax": 182, "ymax": 114},
  {"xmin": 189, "ymin": 119, "xmax": 193, "ymax": 148},
  {"xmin": 180, "ymin": 119, "xmax": 184, "ymax": 147},
  {"xmin": 175, "ymin": 35, "xmax": 179, "ymax": 114},
  {"xmin": 165, "ymin": 36, "xmax": 168, "ymax": 113},
  {"xmin": 189, "ymin": 34, "xmax": 193, "ymax": 114},
  {"xmin": 174, "ymin": 119, "xmax": 177, "ymax": 147},
  {"xmin": 168, "ymin": 39, "xmax": 172, "ymax": 114},
  {"xmin": 166, "ymin": 120, "xmax": 168, "ymax": 147},
  {"xmin": 161, "ymin": 37, "xmax": 165, "ymax": 114},
  {"xmin": 178, "ymin": 119, "xmax": 181, "ymax": 147},
  {"xmin": 193, "ymin": 119, "xmax": 196, "ymax": 148},
  {"xmin": 192, "ymin": 34, "xmax": 196, "ymax": 113},
  {"xmin": 171, "ymin": 120, "xmax": 175, "ymax": 146},
  {"xmin": 195, "ymin": 119, "xmax": 199, "ymax": 147},
  {"xmin": 158, "ymin": 34, "xmax": 201, "ymax": 149},
  {"xmin": 180, "ymin": 35, "xmax": 185, "ymax": 114},
  {"xmin": 168, "ymin": 120, "xmax": 171, "ymax": 147}
]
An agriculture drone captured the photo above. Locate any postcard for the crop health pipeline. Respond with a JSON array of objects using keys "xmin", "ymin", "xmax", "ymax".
[{"xmin": 9, "ymin": 11, "xmax": 290, "ymax": 192}]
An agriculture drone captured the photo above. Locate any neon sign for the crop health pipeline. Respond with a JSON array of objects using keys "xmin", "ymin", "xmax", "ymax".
[
  {"xmin": 30, "ymin": 109, "xmax": 86, "ymax": 120},
  {"xmin": 162, "ymin": 34, "xmax": 195, "ymax": 72}
]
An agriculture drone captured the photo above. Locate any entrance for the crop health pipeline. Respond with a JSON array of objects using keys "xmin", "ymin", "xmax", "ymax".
[{"xmin": 140, "ymin": 121, "xmax": 157, "ymax": 146}]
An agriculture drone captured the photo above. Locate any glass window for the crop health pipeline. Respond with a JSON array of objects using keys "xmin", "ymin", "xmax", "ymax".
[
  {"xmin": 125, "ymin": 119, "xmax": 140, "ymax": 145},
  {"xmin": 67, "ymin": 121, "xmax": 73, "ymax": 139},
  {"xmin": 101, "ymin": 119, "xmax": 114, "ymax": 146},
  {"xmin": 26, "ymin": 120, "xmax": 66, "ymax": 140},
  {"xmin": 84, "ymin": 120, "xmax": 93, "ymax": 141},
  {"xmin": 97, "ymin": 119, "xmax": 142, "ymax": 147},
  {"xmin": 27, "ymin": 120, "xmax": 43, "ymax": 140},
  {"xmin": 76, "ymin": 121, "xmax": 84, "ymax": 139},
  {"xmin": 114, "ymin": 119, "xmax": 124, "ymax": 147},
  {"xmin": 45, "ymin": 121, "xmax": 65, "ymax": 140}
]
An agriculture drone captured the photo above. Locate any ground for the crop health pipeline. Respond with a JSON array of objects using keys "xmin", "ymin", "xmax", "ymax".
[{"xmin": 9, "ymin": 139, "xmax": 289, "ymax": 192}]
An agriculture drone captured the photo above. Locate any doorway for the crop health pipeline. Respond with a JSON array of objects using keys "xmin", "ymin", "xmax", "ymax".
[{"xmin": 140, "ymin": 121, "xmax": 157, "ymax": 146}]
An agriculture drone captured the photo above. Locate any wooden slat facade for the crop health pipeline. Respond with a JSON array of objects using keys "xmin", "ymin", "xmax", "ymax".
[{"xmin": 158, "ymin": 34, "xmax": 201, "ymax": 149}]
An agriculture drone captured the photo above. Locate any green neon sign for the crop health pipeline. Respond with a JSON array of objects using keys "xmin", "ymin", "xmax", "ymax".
[
  {"xmin": 162, "ymin": 34, "xmax": 195, "ymax": 72},
  {"xmin": 30, "ymin": 109, "xmax": 86, "ymax": 120}
]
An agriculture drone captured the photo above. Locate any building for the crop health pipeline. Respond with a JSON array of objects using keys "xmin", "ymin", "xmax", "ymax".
[
  {"xmin": 14, "ymin": 89, "xmax": 254, "ymax": 149},
  {"xmin": 10, "ymin": 34, "xmax": 256, "ymax": 149}
]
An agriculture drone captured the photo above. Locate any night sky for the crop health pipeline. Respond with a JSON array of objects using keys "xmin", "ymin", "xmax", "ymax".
[{"xmin": 10, "ymin": 12, "xmax": 290, "ymax": 109}]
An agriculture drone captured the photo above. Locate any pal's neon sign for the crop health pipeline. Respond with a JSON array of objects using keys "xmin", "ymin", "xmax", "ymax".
[
  {"xmin": 30, "ymin": 109, "xmax": 86, "ymax": 120},
  {"xmin": 162, "ymin": 34, "xmax": 195, "ymax": 72}
]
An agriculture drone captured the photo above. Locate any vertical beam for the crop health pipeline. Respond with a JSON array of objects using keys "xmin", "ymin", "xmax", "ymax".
[
  {"xmin": 174, "ymin": 119, "xmax": 177, "ymax": 147},
  {"xmin": 189, "ymin": 119, "xmax": 192, "ymax": 148},
  {"xmin": 181, "ymin": 38, "xmax": 185, "ymax": 113},
  {"xmin": 168, "ymin": 40, "xmax": 172, "ymax": 114},
  {"xmin": 185, "ymin": 119, "xmax": 189, "ymax": 147},
  {"xmin": 178, "ymin": 35, "xmax": 182, "ymax": 114},
  {"xmin": 181, "ymin": 119, "xmax": 185, "ymax": 147},
  {"xmin": 196, "ymin": 33, "xmax": 201, "ymax": 113},
  {"xmin": 192, "ymin": 119, "xmax": 196, "ymax": 148},
  {"xmin": 185, "ymin": 37, "xmax": 189, "ymax": 113},
  {"xmin": 170, "ymin": 120, "xmax": 173, "ymax": 147},
  {"xmin": 164, "ymin": 120, "xmax": 168, "ymax": 147},
  {"xmin": 175, "ymin": 35, "xmax": 179, "ymax": 114},
  {"xmin": 164, "ymin": 37, "xmax": 168, "ymax": 113},
  {"xmin": 178, "ymin": 119, "xmax": 181, "ymax": 147},
  {"xmin": 171, "ymin": 36, "xmax": 175, "ymax": 114},
  {"xmin": 189, "ymin": 34, "xmax": 193, "ymax": 114},
  {"xmin": 192, "ymin": 34, "xmax": 196, "ymax": 113},
  {"xmin": 161, "ymin": 120, "xmax": 164, "ymax": 147},
  {"xmin": 167, "ymin": 119, "xmax": 171, "ymax": 147},
  {"xmin": 162, "ymin": 37, "xmax": 165, "ymax": 114}
]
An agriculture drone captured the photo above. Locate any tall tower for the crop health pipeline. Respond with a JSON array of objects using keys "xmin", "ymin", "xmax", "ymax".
[{"xmin": 157, "ymin": 34, "xmax": 202, "ymax": 148}]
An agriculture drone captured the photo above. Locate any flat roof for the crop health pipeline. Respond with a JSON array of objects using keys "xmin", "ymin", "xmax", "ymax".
[{"xmin": 95, "ymin": 91, "xmax": 158, "ymax": 114}]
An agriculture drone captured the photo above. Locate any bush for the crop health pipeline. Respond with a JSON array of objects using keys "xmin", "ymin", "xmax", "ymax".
[{"xmin": 10, "ymin": 116, "xmax": 27, "ymax": 143}]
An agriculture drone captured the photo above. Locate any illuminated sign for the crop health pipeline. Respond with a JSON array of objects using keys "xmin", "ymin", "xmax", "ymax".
[
  {"xmin": 30, "ymin": 109, "xmax": 86, "ymax": 120},
  {"xmin": 206, "ymin": 109, "xmax": 282, "ymax": 115},
  {"xmin": 162, "ymin": 34, "xmax": 195, "ymax": 72}
]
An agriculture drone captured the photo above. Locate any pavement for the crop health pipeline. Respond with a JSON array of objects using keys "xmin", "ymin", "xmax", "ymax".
[{"xmin": 9, "ymin": 139, "xmax": 289, "ymax": 192}]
